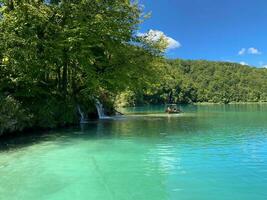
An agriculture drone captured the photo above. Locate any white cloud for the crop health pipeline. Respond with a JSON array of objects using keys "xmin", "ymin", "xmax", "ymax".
[
  {"xmin": 240, "ymin": 61, "xmax": 248, "ymax": 66},
  {"xmin": 248, "ymin": 47, "xmax": 261, "ymax": 55},
  {"xmin": 261, "ymin": 65, "xmax": 267, "ymax": 68},
  {"xmin": 238, "ymin": 47, "xmax": 262, "ymax": 55},
  {"xmin": 166, "ymin": 37, "xmax": 181, "ymax": 49},
  {"xmin": 138, "ymin": 29, "xmax": 181, "ymax": 50},
  {"xmin": 238, "ymin": 48, "xmax": 246, "ymax": 55}
]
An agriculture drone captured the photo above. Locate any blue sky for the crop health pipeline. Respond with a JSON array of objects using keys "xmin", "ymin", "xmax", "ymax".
[{"xmin": 138, "ymin": 0, "xmax": 267, "ymax": 67}]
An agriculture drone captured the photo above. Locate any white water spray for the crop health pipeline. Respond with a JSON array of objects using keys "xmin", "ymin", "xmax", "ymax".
[
  {"xmin": 77, "ymin": 105, "xmax": 88, "ymax": 123},
  {"xmin": 95, "ymin": 99, "xmax": 110, "ymax": 119}
]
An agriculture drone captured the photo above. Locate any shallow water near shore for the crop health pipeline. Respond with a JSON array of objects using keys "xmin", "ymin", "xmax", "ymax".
[{"xmin": 0, "ymin": 104, "xmax": 267, "ymax": 200}]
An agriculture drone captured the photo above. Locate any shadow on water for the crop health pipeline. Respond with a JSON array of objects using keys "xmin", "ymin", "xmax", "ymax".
[
  {"xmin": 0, "ymin": 112, "xmax": 209, "ymax": 151},
  {"xmin": 0, "ymin": 129, "xmax": 71, "ymax": 152},
  {"xmin": 1, "ymin": 104, "xmax": 266, "ymax": 152},
  {"xmin": 72, "ymin": 113, "xmax": 216, "ymax": 149}
]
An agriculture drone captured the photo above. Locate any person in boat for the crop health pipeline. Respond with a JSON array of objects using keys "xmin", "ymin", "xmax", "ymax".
[
  {"xmin": 165, "ymin": 104, "xmax": 181, "ymax": 113},
  {"xmin": 166, "ymin": 106, "xmax": 171, "ymax": 113}
]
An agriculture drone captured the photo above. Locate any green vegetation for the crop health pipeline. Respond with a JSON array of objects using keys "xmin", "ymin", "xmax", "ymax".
[
  {"xmin": 0, "ymin": 1, "xmax": 266, "ymax": 136},
  {"xmin": 117, "ymin": 59, "xmax": 267, "ymax": 106},
  {"xmin": 0, "ymin": 95, "xmax": 33, "ymax": 134},
  {"xmin": 0, "ymin": 0, "xmax": 164, "ymax": 135}
]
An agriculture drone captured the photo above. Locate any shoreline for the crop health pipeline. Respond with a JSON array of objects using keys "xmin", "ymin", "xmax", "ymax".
[
  {"xmin": 1, "ymin": 102, "xmax": 267, "ymax": 140},
  {"xmin": 118, "ymin": 102, "xmax": 267, "ymax": 108},
  {"xmin": 193, "ymin": 102, "xmax": 267, "ymax": 105}
]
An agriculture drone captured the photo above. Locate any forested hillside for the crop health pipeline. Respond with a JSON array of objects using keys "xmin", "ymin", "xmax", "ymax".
[{"xmin": 116, "ymin": 59, "xmax": 267, "ymax": 106}]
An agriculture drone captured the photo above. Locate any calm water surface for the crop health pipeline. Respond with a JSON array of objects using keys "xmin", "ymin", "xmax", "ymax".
[{"xmin": 0, "ymin": 104, "xmax": 267, "ymax": 200}]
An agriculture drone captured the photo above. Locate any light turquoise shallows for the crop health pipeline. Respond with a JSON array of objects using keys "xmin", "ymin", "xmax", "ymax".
[{"xmin": 0, "ymin": 104, "xmax": 267, "ymax": 200}]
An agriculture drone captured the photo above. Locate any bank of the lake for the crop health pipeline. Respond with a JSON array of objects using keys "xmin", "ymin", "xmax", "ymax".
[
  {"xmin": 194, "ymin": 102, "xmax": 267, "ymax": 105},
  {"xmin": 0, "ymin": 104, "xmax": 266, "ymax": 200}
]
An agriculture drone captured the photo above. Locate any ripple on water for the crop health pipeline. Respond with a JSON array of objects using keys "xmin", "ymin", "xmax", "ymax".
[{"xmin": 0, "ymin": 104, "xmax": 267, "ymax": 200}]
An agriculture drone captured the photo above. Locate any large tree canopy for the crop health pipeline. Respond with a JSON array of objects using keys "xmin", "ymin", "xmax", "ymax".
[{"xmin": 0, "ymin": 0, "xmax": 165, "ymax": 134}]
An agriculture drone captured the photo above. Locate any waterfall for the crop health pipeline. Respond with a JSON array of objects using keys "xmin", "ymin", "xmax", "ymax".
[
  {"xmin": 95, "ymin": 99, "xmax": 110, "ymax": 119},
  {"xmin": 77, "ymin": 105, "xmax": 88, "ymax": 123}
]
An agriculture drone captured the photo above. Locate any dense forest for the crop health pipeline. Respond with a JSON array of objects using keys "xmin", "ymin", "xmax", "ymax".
[
  {"xmin": 116, "ymin": 59, "xmax": 267, "ymax": 106},
  {"xmin": 0, "ymin": 1, "xmax": 266, "ymax": 136}
]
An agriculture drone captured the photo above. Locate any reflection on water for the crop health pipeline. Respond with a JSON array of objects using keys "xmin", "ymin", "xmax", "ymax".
[{"xmin": 0, "ymin": 104, "xmax": 267, "ymax": 200}]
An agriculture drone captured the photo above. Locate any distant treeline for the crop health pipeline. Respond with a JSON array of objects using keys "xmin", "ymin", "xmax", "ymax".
[{"xmin": 116, "ymin": 59, "xmax": 267, "ymax": 106}]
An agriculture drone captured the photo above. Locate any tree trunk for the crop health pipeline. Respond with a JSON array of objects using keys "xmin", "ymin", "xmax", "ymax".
[{"xmin": 62, "ymin": 50, "xmax": 68, "ymax": 96}]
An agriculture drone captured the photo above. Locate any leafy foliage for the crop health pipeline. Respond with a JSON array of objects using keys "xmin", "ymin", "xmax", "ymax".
[
  {"xmin": 119, "ymin": 59, "xmax": 267, "ymax": 105},
  {"xmin": 0, "ymin": 95, "xmax": 33, "ymax": 135},
  {"xmin": 0, "ymin": 0, "xmax": 162, "ymax": 135}
]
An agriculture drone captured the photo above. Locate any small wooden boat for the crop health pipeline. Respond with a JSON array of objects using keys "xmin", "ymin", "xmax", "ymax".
[
  {"xmin": 165, "ymin": 104, "xmax": 181, "ymax": 114},
  {"xmin": 166, "ymin": 109, "xmax": 181, "ymax": 114}
]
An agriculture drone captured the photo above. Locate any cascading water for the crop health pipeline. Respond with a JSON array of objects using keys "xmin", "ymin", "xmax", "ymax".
[
  {"xmin": 95, "ymin": 99, "xmax": 110, "ymax": 119},
  {"xmin": 77, "ymin": 105, "xmax": 88, "ymax": 123}
]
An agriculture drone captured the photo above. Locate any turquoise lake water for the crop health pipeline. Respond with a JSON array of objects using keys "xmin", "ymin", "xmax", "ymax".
[{"xmin": 0, "ymin": 104, "xmax": 267, "ymax": 200}]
